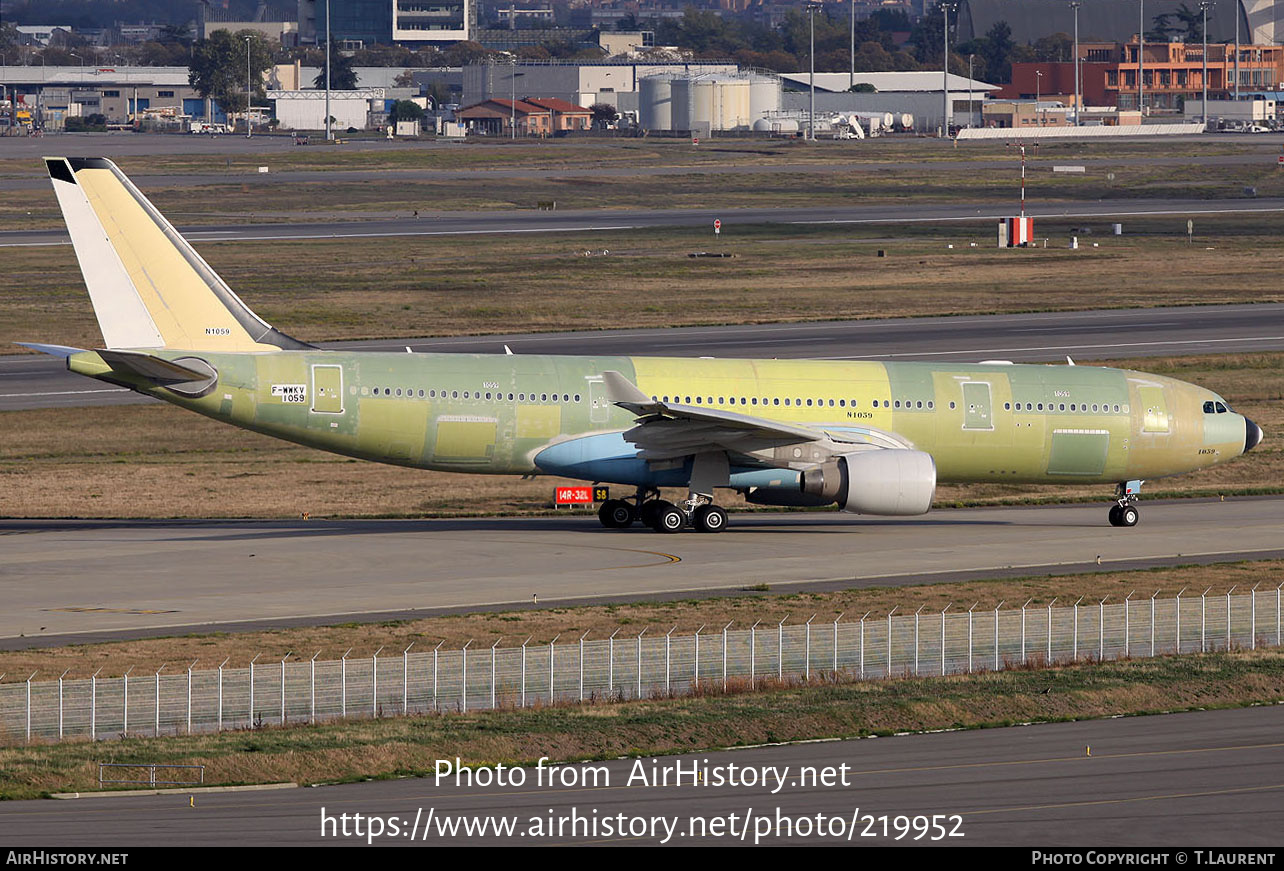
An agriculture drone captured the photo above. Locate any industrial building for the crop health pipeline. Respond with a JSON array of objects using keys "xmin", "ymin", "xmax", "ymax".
[
  {"xmin": 1003, "ymin": 39, "xmax": 1284, "ymax": 113},
  {"xmin": 0, "ymin": 66, "xmax": 203, "ymax": 130},
  {"xmin": 957, "ymin": 0, "xmax": 1253, "ymax": 45},
  {"xmin": 463, "ymin": 59, "xmax": 741, "ymax": 119},
  {"xmin": 297, "ymin": 0, "xmax": 474, "ymax": 47},
  {"xmin": 779, "ymin": 71, "xmax": 999, "ymax": 132},
  {"xmin": 269, "ymin": 88, "xmax": 388, "ymax": 130}
]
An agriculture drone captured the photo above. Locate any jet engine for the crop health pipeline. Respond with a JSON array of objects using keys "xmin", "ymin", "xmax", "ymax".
[{"xmin": 799, "ymin": 450, "xmax": 936, "ymax": 516}]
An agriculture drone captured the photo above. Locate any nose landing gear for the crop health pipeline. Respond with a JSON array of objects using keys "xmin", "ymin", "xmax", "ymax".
[{"xmin": 1108, "ymin": 480, "xmax": 1143, "ymax": 528}]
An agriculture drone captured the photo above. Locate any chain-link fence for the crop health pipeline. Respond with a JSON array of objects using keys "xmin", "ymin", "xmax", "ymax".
[{"xmin": 3, "ymin": 588, "xmax": 1280, "ymax": 744}]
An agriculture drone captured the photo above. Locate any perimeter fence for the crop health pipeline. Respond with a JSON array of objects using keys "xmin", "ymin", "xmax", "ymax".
[{"xmin": 2, "ymin": 587, "xmax": 1281, "ymax": 744}]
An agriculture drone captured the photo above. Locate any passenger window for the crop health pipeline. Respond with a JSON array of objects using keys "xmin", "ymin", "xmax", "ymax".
[
  {"xmin": 773, "ymin": 398, "xmax": 780, "ymax": 406},
  {"xmin": 574, "ymin": 394, "xmax": 580, "ymax": 402},
  {"xmin": 784, "ymin": 398, "xmax": 791, "ymax": 406}
]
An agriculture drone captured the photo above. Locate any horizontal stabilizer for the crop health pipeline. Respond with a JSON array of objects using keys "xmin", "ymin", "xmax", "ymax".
[
  {"xmin": 16, "ymin": 342, "xmax": 88, "ymax": 359},
  {"xmin": 96, "ymin": 349, "xmax": 215, "ymax": 384}
]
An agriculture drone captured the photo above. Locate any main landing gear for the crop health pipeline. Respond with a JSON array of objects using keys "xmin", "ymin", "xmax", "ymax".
[
  {"xmin": 597, "ymin": 487, "xmax": 729, "ymax": 534},
  {"xmin": 1107, "ymin": 480, "xmax": 1143, "ymax": 528}
]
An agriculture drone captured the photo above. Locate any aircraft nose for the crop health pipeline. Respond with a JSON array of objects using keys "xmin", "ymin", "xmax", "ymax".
[{"xmin": 1245, "ymin": 418, "xmax": 1264, "ymax": 452}]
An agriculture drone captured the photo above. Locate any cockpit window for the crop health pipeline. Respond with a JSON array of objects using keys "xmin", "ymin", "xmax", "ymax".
[
  {"xmin": 1204, "ymin": 401, "xmax": 1216, "ymax": 414},
  {"xmin": 1215, "ymin": 402, "xmax": 1228, "ymax": 414}
]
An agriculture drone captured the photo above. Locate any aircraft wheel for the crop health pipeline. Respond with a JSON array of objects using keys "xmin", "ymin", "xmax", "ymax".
[
  {"xmin": 1108, "ymin": 505, "xmax": 1122, "ymax": 527},
  {"xmin": 653, "ymin": 503, "xmax": 686, "ymax": 534},
  {"xmin": 639, "ymin": 500, "xmax": 662, "ymax": 528},
  {"xmin": 692, "ymin": 504, "xmax": 728, "ymax": 533},
  {"xmin": 1118, "ymin": 505, "xmax": 1139, "ymax": 528},
  {"xmin": 598, "ymin": 499, "xmax": 635, "ymax": 529}
]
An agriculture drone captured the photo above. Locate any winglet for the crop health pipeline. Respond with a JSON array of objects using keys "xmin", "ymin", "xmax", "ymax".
[{"xmin": 601, "ymin": 370, "xmax": 657, "ymax": 413}]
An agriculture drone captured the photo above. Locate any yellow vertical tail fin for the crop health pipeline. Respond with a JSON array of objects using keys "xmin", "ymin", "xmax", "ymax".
[{"xmin": 45, "ymin": 156, "xmax": 311, "ymax": 352}]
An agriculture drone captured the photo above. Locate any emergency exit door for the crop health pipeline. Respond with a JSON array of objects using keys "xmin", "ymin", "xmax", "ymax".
[{"xmin": 962, "ymin": 381, "xmax": 993, "ymax": 431}]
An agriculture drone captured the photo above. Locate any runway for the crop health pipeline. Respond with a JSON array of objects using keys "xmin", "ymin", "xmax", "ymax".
[
  {"xmin": 2, "ymin": 497, "xmax": 1282, "ymax": 646},
  {"xmin": 6, "ymin": 303, "xmax": 1283, "ymax": 411},
  {"xmin": 2, "ymin": 706, "xmax": 1280, "ymax": 846},
  {"xmin": 4, "ymin": 195, "xmax": 1284, "ymax": 248}
]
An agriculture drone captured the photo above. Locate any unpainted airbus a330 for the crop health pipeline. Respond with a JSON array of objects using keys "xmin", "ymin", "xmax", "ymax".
[{"xmin": 25, "ymin": 157, "xmax": 1263, "ymax": 533}]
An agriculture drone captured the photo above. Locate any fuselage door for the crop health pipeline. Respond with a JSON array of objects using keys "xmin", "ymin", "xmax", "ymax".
[
  {"xmin": 961, "ymin": 381, "xmax": 994, "ymax": 431},
  {"xmin": 1139, "ymin": 386, "xmax": 1170, "ymax": 434},
  {"xmin": 311, "ymin": 364, "xmax": 344, "ymax": 414},
  {"xmin": 588, "ymin": 377, "xmax": 609, "ymax": 425}
]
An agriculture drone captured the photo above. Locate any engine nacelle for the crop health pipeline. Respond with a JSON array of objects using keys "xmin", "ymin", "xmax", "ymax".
[{"xmin": 799, "ymin": 450, "xmax": 936, "ymax": 516}]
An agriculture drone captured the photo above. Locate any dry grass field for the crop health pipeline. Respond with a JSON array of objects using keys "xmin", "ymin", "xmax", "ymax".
[
  {"xmin": 5, "ymin": 216, "xmax": 1284, "ymax": 353},
  {"xmin": 0, "ymin": 136, "xmax": 1277, "ymax": 229}
]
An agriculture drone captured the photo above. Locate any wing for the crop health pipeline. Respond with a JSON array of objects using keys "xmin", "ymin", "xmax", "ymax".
[{"xmin": 601, "ymin": 370, "xmax": 909, "ymax": 464}]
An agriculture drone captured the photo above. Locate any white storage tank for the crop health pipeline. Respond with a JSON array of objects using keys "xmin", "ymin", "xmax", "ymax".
[
  {"xmin": 639, "ymin": 75, "xmax": 675, "ymax": 131},
  {"xmin": 748, "ymin": 73, "xmax": 781, "ymax": 122},
  {"xmin": 712, "ymin": 76, "xmax": 752, "ymax": 130}
]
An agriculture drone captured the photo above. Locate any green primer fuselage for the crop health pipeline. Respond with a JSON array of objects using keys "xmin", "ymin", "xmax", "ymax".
[{"xmin": 69, "ymin": 349, "xmax": 1247, "ymax": 487}]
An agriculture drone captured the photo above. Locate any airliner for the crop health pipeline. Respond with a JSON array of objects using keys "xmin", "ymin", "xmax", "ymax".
[{"xmin": 25, "ymin": 157, "xmax": 1263, "ymax": 533}]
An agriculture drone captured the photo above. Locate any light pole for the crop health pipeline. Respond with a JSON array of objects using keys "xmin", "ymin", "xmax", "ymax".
[
  {"xmin": 1234, "ymin": 0, "xmax": 1240, "ymax": 99},
  {"xmin": 850, "ymin": 0, "xmax": 856, "ymax": 92},
  {"xmin": 1200, "ymin": 1, "xmax": 1212, "ymax": 127},
  {"xmin": 324, "ymin": 0, "xmax": 332, "ymax": 141},
  {"xmin": 1070, "ymin": 1, "xmax": 1081, "ymax": 125},
  {"xmin": 245, "ymin": 36, "xmax": 252, "ymax": 138},
  {"xmin": 942, "ymin": 2, "xmax": 957, "ymax": 137},
  {"xmin": 806, "ymin": 3, "xmax": 821, "ymax": 141},
  {"xmin": 509, "ymin": 67, "xmax": 524, "ymax": 139},
  {"xmin": 1138, "ymin": 0, "xmax": 1145, "ymax": 115},
  {"xmin": 968, "ymin": 53, "xmax": 974, "ymax": 127},
  {"xmin": 1036, "ymin": 69, "xmax": 1042, "ymax": 125}
]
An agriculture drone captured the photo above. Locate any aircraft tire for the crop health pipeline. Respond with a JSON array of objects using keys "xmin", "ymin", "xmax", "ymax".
[
  {"xmin": 692, "ymin": 504, "xmax": 727, "ymax": 533},
  {"xmin": 598, "ymin": 499, "xmax": 635, "ymax": 529},
  {"xmin": 1108, "ymin": 505, "xmax": 1122, "ymax": 527},
  {"xmin": 654, "ymin": 504, "xmax": 686, "ymax": 534},
  {"xmin": 639, "ymin": 500, "xmax": 662, "ymax": 528}
]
